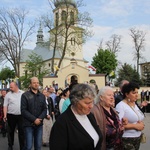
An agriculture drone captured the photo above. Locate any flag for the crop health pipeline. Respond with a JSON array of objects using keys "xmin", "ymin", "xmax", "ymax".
[
  {"xmin": 54, "ymin": 65, "xmax": 59, "ymax": 71},
  {"xmin": 88, "ymin": 65, "xmax": 96, "ymax": 71},
  {"xmin": 109, "ymin": 71, "xmax": 115, "ymax": 77}
]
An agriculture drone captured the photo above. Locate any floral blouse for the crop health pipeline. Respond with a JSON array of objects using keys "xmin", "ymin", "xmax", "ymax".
[{"xmin": 103, "ymin": 107, "xmax": 124, "ymax": 150}]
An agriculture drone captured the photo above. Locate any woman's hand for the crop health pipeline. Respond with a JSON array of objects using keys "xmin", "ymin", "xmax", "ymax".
[
  {"xmin": 141, "ymin": 101, "xmax": 148, "ymax": 107},
  {"xmin": 122, "ymin": 117, "xmax": 128, "ymax": 125},
  {"xmin": 135, "ymin": 121, "xmax": 145, "ymax": 131}
]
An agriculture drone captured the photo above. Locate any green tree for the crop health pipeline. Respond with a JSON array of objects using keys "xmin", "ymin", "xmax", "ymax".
[
  {"xmin": 115, "ymin": 63, "xmax": 142, "ymax": 86},
  {"xmin": 20, "ymin": 52, "xmax": 49, "ymax": 89},
  {"xmin": 0, "ymin": 67, "xmax": 15, "ymax": 86},
  {"xmin": 91, "ymin": 49, "xmax": 117, "ymax": 75}
]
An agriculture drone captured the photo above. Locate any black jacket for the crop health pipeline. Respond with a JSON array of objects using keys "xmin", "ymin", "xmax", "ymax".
[
  {"xmin": 115, "ymin": 92, "xmax": 123, "ymax": 107},
  {"xmin": 47, "ymin": 97, "xmax": 54, "ymax": 118},
  {"xmin": 21, "ymin": 89, "xmax": 47, "ymax": 127},
  {"xmin": 50, "ymin": 105, "xmax": 103, "ymax": 150}
]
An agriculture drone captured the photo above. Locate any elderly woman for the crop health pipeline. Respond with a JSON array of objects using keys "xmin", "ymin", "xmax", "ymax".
[
  {"xmin": 116, "ymin": 82, "xmax": 145, "ymax": 150},
  {"xmin": 91, "ymin": 86, "xmax": 125, "ymax": 150},
  {"xmin": 49, "ymin": 83, "xmax": 103, "ymax": 150}
]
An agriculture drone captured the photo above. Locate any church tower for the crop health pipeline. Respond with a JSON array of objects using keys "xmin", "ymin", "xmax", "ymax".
[
  {"xmin": 36, "ymin": 23, "xmax": 44, "ymax": 46},
  {"xmin": 53, "ymin": 0, "xmax": 77, "ymax": 27},
  {"xmin": 50, "ymin": 0, "xmax": 84, "ymax": 61}
]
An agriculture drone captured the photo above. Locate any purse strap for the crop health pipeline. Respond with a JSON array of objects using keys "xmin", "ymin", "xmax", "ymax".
[{"xmin": 127, "ymin": 102, "xmax": 140, "ymax": 121}]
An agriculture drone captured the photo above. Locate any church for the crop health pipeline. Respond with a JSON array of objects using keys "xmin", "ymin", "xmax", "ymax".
[{"xmin": 19, "ymin": 0, "xmax": 105, "ymax": 89}]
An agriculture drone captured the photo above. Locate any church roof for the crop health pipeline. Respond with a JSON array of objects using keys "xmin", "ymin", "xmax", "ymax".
[
  {"xmin": 20, "ymin": 46, "xmax": 61, "ymax": 63},
  {"xmin": 34, "ymin": 46, "xmax": 61, "ymax": 61},
  {"xmin": 20, "ymin": 48, "xmax": 32, "ymax": 62},
  {"xmin": 54, "ymin": 0, "xmax": 76, "ymax": 8},
  {"xmin": 20, "ymin": 45, "xmax": 88, "ymax": 63}
]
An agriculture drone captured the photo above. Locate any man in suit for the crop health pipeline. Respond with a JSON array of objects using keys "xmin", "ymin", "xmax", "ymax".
[
  {"xmin": 115, "ymin": 80, "xmax": 129, "ymax": 107},
  {"xmin": 145, "ymin": 90, "xmax": 150, "ymax": 101},
  {"xmin": 141, "ymin": 90, "xmax": 145, "ymax": 102}
]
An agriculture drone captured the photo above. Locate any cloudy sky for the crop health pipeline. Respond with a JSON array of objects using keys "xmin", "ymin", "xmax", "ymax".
[{"xmin": 1, "ymin": 0, "xmax": 150, "ymax": 67}]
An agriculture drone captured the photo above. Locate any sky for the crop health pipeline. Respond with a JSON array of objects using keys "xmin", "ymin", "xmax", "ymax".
[{"xmin": 0, "ymin": 0, "xmax": 150, "ymax": 68}]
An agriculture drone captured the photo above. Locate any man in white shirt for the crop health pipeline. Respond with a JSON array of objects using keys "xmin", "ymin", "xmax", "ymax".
[{"xmin": 3, "ymin": 82, "xmax": 24, "ymax": 150}]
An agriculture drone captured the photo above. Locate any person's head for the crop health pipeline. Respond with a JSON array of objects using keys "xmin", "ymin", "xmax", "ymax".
[
  {"xmin": 30, "ymin": 77, "xmax": 39, "ymax": 91},
  {"xmin": 119, "ymin": 80, "xmax": 129, "ymax": 92},
  {"xmin": 122, "ymin": 82, "xmax": 139, "ymax": 102},
  {"xmin": 47, "ymin": 90, "xmax": 50, "ymax": 97},
  {"xmin": 62, "ymin": 88, "xmax": 70, "ymax": 98},
  {"xmin": 49, "ymin": 87, "xmax": 55, "ymax": 93},
  {"xmin": 69, "ymin": 82, "xmax": 78, "ymax": 92},
  {"xmin": 56, "ymin": 89, "xmax": 62, "ymax": 96},
  {"xmin": 96, "ymin": 86, "xmax": 114, "ymax": 107},
  {"xmin": 10, "ymin": 82, "xmax": 19, "ymax": 93},
  {"xmin": 1, "ymin": 90, "xmax": 6, "ymax": 97},
  {"xmin": 42, "ymin": 89, "xmax": 47, "ymax": 97},
  {"xmin": 70, "ymin": 83, "xmax": 96, "ymax": 115}
]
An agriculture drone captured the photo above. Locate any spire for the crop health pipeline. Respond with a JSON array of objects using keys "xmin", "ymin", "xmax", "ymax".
[{"xmin": 36, "ymin": 22, "xmax": 44, "ymax": 45}]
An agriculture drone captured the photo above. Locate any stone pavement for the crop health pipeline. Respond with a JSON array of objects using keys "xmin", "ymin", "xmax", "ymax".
[
  {"xmin": 140, "ymin": 113, "xmax": 150, "ymax": 150},
  {"xmin": 0, "ymin": 113, "xmax": 150, "ymax": 150},
  {"xmin": 0, "ymin": 132, "xmax": 49, "ymax": 150}
]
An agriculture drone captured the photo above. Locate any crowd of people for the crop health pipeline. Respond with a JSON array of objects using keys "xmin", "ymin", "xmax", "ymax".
[{"xmin": 0, "ymin": 77, "xmax": 149, "ymax": 150}]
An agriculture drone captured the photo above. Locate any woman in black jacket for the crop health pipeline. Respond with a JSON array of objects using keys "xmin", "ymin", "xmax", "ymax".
[{"xmin": 49, "ymin": 84, "xmax": 103, "ymax": 150}]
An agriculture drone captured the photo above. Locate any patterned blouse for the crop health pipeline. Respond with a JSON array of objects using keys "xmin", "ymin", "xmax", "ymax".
[
  {"xmin": 103, "ymin": 107, "xmax": 124, "ymax": 150},
  {"xmin": 0, "ymin": 97, "xmax": 4, "ymax": 128}
]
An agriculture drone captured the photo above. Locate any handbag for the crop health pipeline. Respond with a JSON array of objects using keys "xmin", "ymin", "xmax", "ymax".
[
  {"xmin": 127, "ymin": 102, "xmax": 146, "ymax": 144},
  {"xmin": 140, "ymin": 132, "xmax": 146, "ymax": 143}
]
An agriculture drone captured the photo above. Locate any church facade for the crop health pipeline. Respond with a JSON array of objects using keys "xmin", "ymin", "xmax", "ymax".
[{"xmin": 20, "ymin": 0, "xmax": 106, "ymax": 89}]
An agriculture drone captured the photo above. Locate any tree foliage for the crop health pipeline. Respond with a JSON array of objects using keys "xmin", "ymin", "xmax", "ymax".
[
  {"xmin": 20, "ymin": 52, "xmax": 49, "ymax": 89},
  {"xmin": 91, "ymin": 49, "xmax": 117, "ymax": 75},
  {"xmin": 0, "ymin": 8, "xmax": 35, "ymax": 77},
  {"xmin": 0, "ymin": 67, "xmax": 15, "ymax": 85},
  {"xmin": 115, "ymin": 63, "xmax": 142, "ymax": 86}
]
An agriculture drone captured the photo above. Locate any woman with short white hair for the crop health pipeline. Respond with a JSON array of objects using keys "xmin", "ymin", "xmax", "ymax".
[{"xmin": 91, "ymin": 86, "xmax": 125, "ymax": 150}]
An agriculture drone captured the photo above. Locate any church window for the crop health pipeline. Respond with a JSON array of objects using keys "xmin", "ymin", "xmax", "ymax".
[
  {"xmin": 70, "ymin": 11, "xmax": 74, "ymax": 25},
  {"xmin": 55, "ymin": 12, "xmax": 59, "ymax": 26},
  {"xmin": 71, "ymin": 37, "xmax": 75, "ymax": 45},
  {"xmin": 61, "ymin": 10, "xmax": 67, "ymax": 22}
]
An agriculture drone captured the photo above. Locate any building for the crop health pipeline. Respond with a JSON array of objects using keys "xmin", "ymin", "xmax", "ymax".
[
  {"xmin": 20, "ymin": 0, "xmax": 106, "ymax": 89},
  {"xmin": 139, "ymin": 62, "xmax": 150, "ymax": 86}
]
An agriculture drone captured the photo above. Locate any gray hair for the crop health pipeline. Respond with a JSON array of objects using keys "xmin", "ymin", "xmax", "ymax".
[
  {"xmin": 119, "ymin": 80, "xmax": 129, "ymax": 90},
  {"xmin": 95, "ymin": 86, "xmax": 113, "ymax": 103},
  {"xmin": 69, "ymin": 83, "xmax": 96, "ymax": 105}
]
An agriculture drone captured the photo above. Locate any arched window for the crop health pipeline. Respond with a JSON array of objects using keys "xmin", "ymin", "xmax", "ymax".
[
  {"xmin": 70, "ymin": 11, "xmax": 74, "ymax": 25},
  {"xmin": 71, "ymin": 37, "xmax": 75, "ymax": 45},
  {"xmin": 55, "ymin": 13, "xmax": 59, "ymax": 26},
  {"xmin": 61, "ymin": 10, "xmax": 67, "ymax": 22}
]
